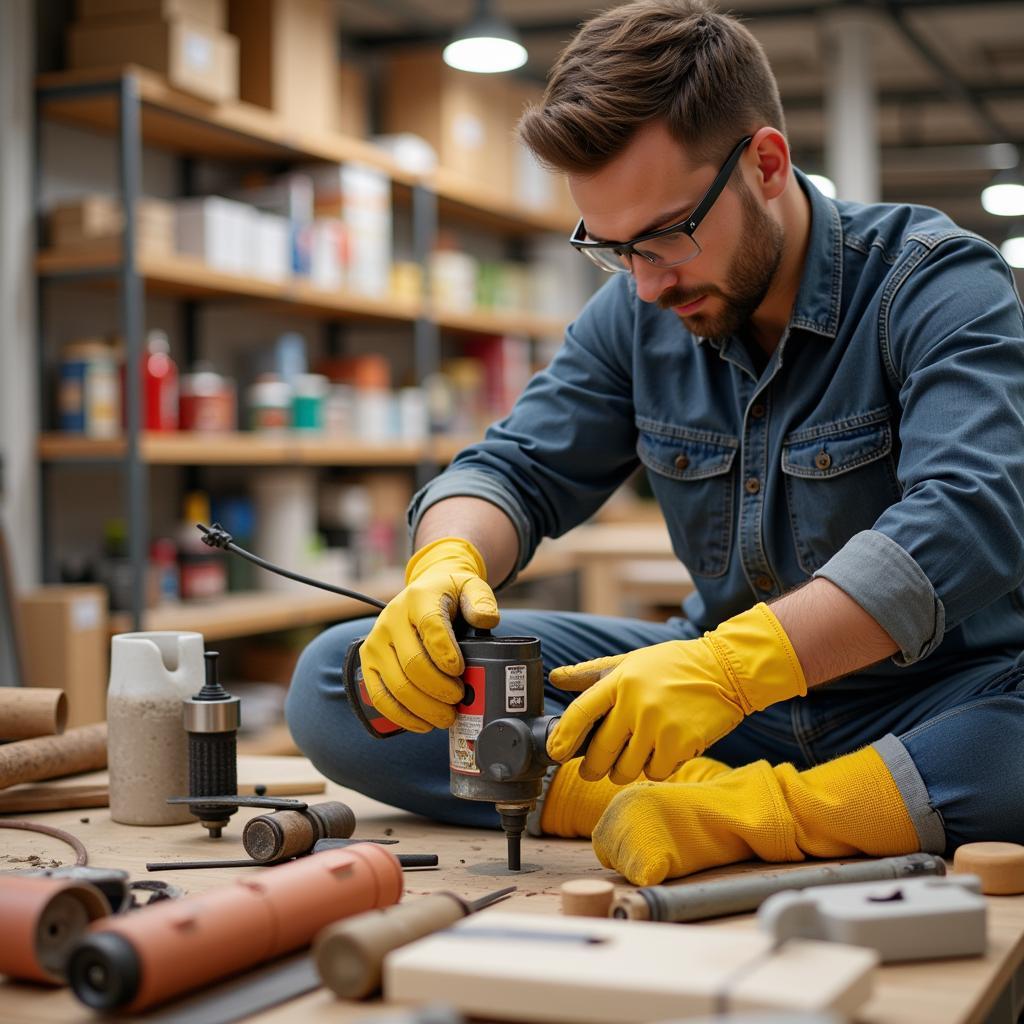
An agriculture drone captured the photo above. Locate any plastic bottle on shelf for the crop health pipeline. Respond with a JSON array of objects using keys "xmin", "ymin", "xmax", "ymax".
[
  {"xmin": 178, "ymin": 491, "xmax": 227, "ymax": 601},
  {"xmin": 142, "ymin": 330, "xmax": 179, "ymax": 431}
]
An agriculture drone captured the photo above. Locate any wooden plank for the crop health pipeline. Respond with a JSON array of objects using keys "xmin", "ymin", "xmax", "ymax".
[
  {"xmin": 1, "ymin": 757, "xmax": 1023, "ymax": 1024},
  {"xmin": 37, "ymin": 433, "xmax": 450, "ymax": 467},
  {"xmin": 36, "ymin": 67, "xmax": 570, "ymax": 234}
]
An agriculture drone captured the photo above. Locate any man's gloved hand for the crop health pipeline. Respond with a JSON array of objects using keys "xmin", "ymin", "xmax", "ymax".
[
  {"xmin": 546, "ymin": 603, "xmax": 806, "ymax": 785},
  {"xmin": 358, "ymin": 537, "xmax": 499, "ymax": 733}
]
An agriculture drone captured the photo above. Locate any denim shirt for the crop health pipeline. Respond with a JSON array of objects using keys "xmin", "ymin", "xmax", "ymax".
[{"xmin": 409, "ymin": 170, "xmax": 1024, "ymax": 681}]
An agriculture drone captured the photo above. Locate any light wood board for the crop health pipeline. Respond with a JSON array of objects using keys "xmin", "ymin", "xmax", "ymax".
[{"xmin": 1, "ymin": 756, "xmax": 1023, "ymax": 1024}]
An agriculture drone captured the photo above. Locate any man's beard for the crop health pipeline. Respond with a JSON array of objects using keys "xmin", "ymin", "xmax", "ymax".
[{"xmin": 658, "ymin": 182, "xmax": 785, "ymax": 342}]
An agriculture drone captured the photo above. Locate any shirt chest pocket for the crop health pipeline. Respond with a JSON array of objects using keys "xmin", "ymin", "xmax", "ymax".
[
  {"xmin": 781, "ymin": 410, "xmax": 902, "ymax": 575},
  {"xmin": 636, "ymin": 418, "xmax": 738, "ymax": 578}
]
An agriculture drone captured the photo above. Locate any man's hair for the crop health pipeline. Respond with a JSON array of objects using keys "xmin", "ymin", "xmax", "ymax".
[{"xmin": 518, "ymin": 0, "xmax": 785, "ymax": 175}]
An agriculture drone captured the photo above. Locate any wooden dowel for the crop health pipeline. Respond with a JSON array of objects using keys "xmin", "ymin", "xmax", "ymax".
[
  {"xmin": 0, "ymin": 724, "xmax": 107, "ymax": 790},
  {"xmin": 0, "ymin": 689, "xmax": 67, "ymax": 740}
]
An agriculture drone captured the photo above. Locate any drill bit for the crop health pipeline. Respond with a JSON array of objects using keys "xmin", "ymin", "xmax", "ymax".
[{"xmin": 497, "ymin": 804, "xmax": 531, "ymax": 871}]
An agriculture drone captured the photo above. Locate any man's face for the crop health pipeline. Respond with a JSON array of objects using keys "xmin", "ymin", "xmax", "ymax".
[{"xmin": 569, "ymin": 121, "xmax": 785, "ymax": 341}]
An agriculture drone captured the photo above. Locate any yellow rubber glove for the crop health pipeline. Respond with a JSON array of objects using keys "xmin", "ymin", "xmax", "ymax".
[
  {"xmin": 539, "ymin": 755, "xmax": 732, "ymax": 838},
  {"xmin": 547, "ymin": 603, "xmax": 805, "ymax": 785},
  {"xmin": 358, "ymin": 537, "xmax": 499, "ymax": 733},
  {"xmin": 592, "ymin": 746, "xmax": 921, "ymax": 885}
]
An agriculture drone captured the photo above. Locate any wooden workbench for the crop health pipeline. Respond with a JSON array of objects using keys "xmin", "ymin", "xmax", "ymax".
[{"xmin": 2, "ymin": 756, "xmax": 1023, "ymax": 1024}]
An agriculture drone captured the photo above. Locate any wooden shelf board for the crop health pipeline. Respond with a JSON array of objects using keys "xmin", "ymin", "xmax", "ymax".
[
  {"xmin": 37, "ymin": 248, "xmax": 425, "ymax": 325},
  {"xmin": 36, "ymin": 67, "xmax": 575, "ymax": 235},
  {"xmin": 432, "ymin": 167, "xmax": 576, "ymax": 236},
  {"xmin": 38, "ymin": 432, "xmax": 483, "ymax": 466},
  {"xmin": 107, "ymin": 576, "xmax": 405, "ymax": 640},
  {"xmin": 37, "ymin": 65, "xmax": 415, "ymax": 183},
  {"xmin": 38, "ymin": 249, "xmax": 566, "ymax": 335},
  {"xmin": 433, "ymin": 304, "xmax": 567, "ymax": 339}
]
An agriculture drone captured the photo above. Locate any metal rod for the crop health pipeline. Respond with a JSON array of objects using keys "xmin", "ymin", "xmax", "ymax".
[
  {"xmin": 883, "ymin": 1, "xmax": 1010, "ymax": 146},
  {"xmin": 468, "ymin": 885, "xmax": 517, "ymax": 913},
  {"xmin": 118, "ymin": 73, "xmax": 147, "ymax": 631}
]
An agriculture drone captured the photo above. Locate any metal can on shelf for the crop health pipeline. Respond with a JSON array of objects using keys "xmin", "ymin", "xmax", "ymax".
[
  {"xmin": 291, "ymin": 373, "xmax": 329, "ymax": 432},
  {"xmin": 248, "ymin": 374, "xmax": 292, "ymax": 433},
  {"xmin": 179, "ymin": 369, "xmax": 236, "ymax": 432},
  {"xmin": 58, "ymin": 339, "xmax": 121, "ymax": 437}
]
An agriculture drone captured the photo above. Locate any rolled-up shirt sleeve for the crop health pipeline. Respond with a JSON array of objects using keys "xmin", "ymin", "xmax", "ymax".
[
  {"xmin": 815, "ymin": 233, "xmax": 1024, "ymax": 664},
  {"xmin": 408, "ymin": 275, "xmax": 641, "ymax": 587}
]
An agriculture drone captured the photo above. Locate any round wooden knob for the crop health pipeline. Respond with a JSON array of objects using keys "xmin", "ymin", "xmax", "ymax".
[
  {"xmin": 560, "ymin": 879, "xmax": 615, "ymax": 918},
  {"xmin": 953, "ymin": 842, "xmax": 1024, "ymax": 895}
]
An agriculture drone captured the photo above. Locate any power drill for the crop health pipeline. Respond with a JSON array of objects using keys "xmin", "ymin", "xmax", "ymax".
[
  {"xmin": 198, "ymin": 524, "xmax": 587, "ymax": 871},
  {"xmin": 343, "ymin": 626, "xmax": 585, "ymax": 871}
]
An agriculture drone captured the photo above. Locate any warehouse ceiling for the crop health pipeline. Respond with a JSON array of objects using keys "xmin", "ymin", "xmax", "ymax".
[{"xmin": 340, "ymin": 0, "xmax": 1024, "ymax": 245}]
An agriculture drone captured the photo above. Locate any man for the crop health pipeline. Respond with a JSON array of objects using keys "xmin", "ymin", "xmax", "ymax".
[{"xmin": 287, "ymin": 0, "xmax": 1024, "ymax": 885}]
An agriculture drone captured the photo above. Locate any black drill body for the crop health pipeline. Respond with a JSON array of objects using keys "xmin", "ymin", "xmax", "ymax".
[{"xmin": 344, "ymin": 628, "xmax": 581, "ymax": 870}]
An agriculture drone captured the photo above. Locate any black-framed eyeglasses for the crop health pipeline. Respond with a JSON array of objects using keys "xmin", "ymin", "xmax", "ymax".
[{"xmin": 569, "ymin": 135, "xmax": 754, "ymax": 274}]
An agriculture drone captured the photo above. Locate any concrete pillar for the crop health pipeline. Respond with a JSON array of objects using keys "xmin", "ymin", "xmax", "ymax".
[
  {"xmin": 823, "ymin": 8, "xmax": 881, "ymax": 204},
  {"xmin": 0, "ymin": 0, "xmax": 40, "ymax": 587}
]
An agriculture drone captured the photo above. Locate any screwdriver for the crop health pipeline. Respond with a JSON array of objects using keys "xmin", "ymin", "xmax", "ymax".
[{"xmin": 314, "ymin": 886, "xmax": 516, "ymax": 999}]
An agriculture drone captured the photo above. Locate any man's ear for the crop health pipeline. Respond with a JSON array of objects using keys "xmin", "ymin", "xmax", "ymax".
[{"xmin": 747, "ymin": 127, "xmax": 790, "ymax": 202}]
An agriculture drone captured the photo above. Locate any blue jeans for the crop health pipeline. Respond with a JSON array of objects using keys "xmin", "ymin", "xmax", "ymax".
[{"xmin": 285, "ymin": 611, "xmax": 1024, "ymax": 853}]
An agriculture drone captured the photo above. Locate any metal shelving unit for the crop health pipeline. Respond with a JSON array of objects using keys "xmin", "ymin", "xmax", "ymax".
[{"xmin": 35, "ymin": 67, "xmax": 573, "ymax": 632}]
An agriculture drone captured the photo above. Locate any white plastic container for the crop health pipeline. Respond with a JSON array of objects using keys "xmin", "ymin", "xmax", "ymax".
[{"xmin": 107, "ymin": 631, "xmax": 205, "ymax": 825}]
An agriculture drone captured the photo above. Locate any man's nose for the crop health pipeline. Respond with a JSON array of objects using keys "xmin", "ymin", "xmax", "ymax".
[{"xmin": 632, "ymin": 259, "xmax": 681, "ymax": 304}]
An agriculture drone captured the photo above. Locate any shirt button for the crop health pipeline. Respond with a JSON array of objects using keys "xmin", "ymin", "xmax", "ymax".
[
  {"xmin": 750, "ymin": 403, "xmax": 766, "ymax": 419},
  {"xmin": 674, "ymin": 454, "xmax": 690, "ymax": 471},
  {"xmin": 814, "ymin": 451, "xmax": 832, "ymax": 470},
  {"xmin": 754, "ymin": 574, "xmax": 773, "ymax": 592},
  {"xmin": 744, "ymin": 477, "xmax": 760, "ymax": 495}
]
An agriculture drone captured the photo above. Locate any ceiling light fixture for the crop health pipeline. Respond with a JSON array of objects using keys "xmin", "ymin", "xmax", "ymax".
[
  {"xmin": 443, "ymin": 0, "xmax": 527, "ymax": 74},
  {"xmin": 1001, "ymin": 223, "xmax": 1024, "ymax": 269},
  {"xmin": 982, "ymin": 168, "xmax": 1024, "ymax": 217},
  {"xmin": 807, "ymin": 173, "xmax": 837, "ymax": 199}
]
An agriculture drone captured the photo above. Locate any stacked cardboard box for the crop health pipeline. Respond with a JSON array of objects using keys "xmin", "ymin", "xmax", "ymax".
[
  {"xmin": 229, "ymin": 0, "xmax": 340, "ymax": 135},
  {"xmin": 48, "ymin": 196, "xmax": 176, "ymax": 256},
  {"xmin": 68, "ymin": 0, "xmax": 238, "ymax": 104}
]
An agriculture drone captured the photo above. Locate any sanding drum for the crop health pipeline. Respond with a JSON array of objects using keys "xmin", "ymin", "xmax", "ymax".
[
  {"xmin": 0, "ymin": 875, "xmax": 110, "ymax": 983},
  {"xmin": 0, "ymin": 723, "xmax": 107, "ymax": 790},
  {"xmin": 67, "ymin": 843, "xmax": 404, "ymax": 1012},
  {"xmin": 0, "ymin": 688, "xmax": 67, "ymax": 741}
]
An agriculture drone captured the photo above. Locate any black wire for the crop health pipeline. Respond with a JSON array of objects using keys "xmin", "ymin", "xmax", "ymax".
[{"xmin": 196, "ymin": 523, "xmax": 388, "ymax": 611}]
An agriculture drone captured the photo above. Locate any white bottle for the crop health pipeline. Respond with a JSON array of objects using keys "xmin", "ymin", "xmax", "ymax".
[{"xmin": 107, "ymin": 631, "xmax": 204, "ymax": 825}]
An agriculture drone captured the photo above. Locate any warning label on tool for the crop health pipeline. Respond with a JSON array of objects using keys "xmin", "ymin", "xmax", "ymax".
[
  {"xmin": 450, "ymin": 665, "xmax": 485, "ymax": 774},
  {"xmin": 505, "ymin": 663, "xmax": 527, "ymax": 712},
  {"xmin": 450, "ymin": 713, "xmax": 483, "ymax": 774}
]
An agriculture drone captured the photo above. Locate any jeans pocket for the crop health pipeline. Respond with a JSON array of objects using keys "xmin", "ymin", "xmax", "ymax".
[
  {"xmin": 636, "ymin": 417, "xmax": 738, "ymax": 578},
  {"xmin": 781, "ymin": 407, "xmax": 902, "ymax": 575}
]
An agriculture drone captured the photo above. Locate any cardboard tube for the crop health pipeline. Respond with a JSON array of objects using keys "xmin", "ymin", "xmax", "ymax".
[
  {"xmin": 0, "ymin": 875, "xmax": 110, "ymax": 983},
  {"xmin": 68, "ymin": 843, "xmax": 404, "ymax": 1013},
  {"xmin": 0, "ymin": 724, "xmax": 107, "ymax": 790},
  {"xmin": 0, "ymin": 689, "xmax": 67, "ymax": 741}
]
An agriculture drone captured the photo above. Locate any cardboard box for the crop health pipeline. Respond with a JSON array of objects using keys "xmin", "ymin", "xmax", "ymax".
[
  {"xmin": 229, "ymin": 0, "xmax": 338, "ymax": 133},
  {"xmin": 18, "ymin": 586, "xmax": 109, "ymax": 729},
  {"xmin": 335, "ymin": 62, "xmax": 369, "ymax": 139},
  {"xmin": 76, "ymin": 0, "xmax": 226, "ymax": 31},
  {"xmin": 68, "ymin": 16, "xmax": 239, "ymax": 104},
  {"xmin": 382, "ymin": 50, "xmax": 514, "ymax": 195},
  {"xmin": 176, "ymin": 195, "xmax": 256, "ymax": 274},
  {"xmin": 49, "ymin": 196, "xmax": 176, "ymax": 256}
]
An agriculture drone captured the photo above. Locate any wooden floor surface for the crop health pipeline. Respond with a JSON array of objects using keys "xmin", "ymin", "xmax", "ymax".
[{"xmin": 2, "ymin": 757, "xmax": 1023, "ymax": 1024}]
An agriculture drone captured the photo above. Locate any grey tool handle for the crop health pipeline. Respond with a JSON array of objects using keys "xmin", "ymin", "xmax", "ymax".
[
  {"xmin": 315, "ymin": 893, "xmax": 466, "ymax": 999},
  {"xmin": 611, "ymin": 853, "xmax": 946, "ymax": 922}
]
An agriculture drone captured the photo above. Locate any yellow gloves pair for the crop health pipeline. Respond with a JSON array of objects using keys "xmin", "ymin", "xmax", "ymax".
[
  {"xmin": 362, "ymin": 538, "xmax": 805, "ymax": 785},
  {"xmin": 358, "ymin": 537, "xmax": 498, "ymax": 733}
]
